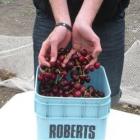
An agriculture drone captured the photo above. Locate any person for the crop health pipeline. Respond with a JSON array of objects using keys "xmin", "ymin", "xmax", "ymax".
[{"xmin": 32, "ymin": 0, "xmax": 130, "ymax": 105}]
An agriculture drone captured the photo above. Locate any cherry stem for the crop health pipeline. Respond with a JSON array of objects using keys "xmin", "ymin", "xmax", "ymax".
[
  {"xmin": 57, "ymin": 75, "xmax": 63, "ymax": 83},
  {"xmin": 55, "ymin": 75, "xmax": 59, "ymax": 84}
]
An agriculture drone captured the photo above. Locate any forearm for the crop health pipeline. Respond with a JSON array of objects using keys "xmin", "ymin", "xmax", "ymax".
[
  {"xmin": 76, "ymin": 0, "xmax": 103, "ymax": 25},
  {"xmin": 49, "ymin": 0, "xmax": 71, "ymax": 25}
]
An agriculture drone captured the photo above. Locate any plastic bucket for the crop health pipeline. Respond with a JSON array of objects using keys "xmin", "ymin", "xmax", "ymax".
[{"xmin": 35, "ymin": 66, "xmax": 111, "ymax": 140}]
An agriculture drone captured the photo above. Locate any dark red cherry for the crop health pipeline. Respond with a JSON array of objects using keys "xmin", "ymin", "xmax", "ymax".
[
  {"xmin": 73, "ymin": 91, "xmax": 82, "ymax": 97},
  {"xmin": 94, "ymin": 62, "xmax": 100, "ymax": 69},
  {"xmin": 84, "ymin": 92, "xmax": 91, "ymax": 97},
  {"xmin": 80, "ymin": 49, "xmax": 88, "ymax": 57},
  {"xmin": 74, "ymin": 83, "xmax": 81, "ymax": 90}
]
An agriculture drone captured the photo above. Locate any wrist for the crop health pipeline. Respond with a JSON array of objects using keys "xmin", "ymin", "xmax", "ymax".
[
  {"xmin": 56, "ymin": 19, "xmax": 71, "ymax": 26},
  {"xmin": 74, "ymin": 17, "xmax": 92, "ymax": 27},
  {"xmin": 49, "ymin": 0, "xmax": 71, "ymax": 26},
  {"xmin": 53, "ymin": 10, "xmax": 71, "ymax": 26},
  {"xmin": 55, "ymin": 22, "xmax": 72, "ymax": 32},
  {"xmin": 75, "ymin": 15, "xmax": 93, "ymax": 26}
]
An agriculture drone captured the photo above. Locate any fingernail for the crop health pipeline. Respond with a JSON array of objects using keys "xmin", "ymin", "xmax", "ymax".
[
  {"xmin": 50, "ymin": 57, "xmax": 56, "ymax": 62},
  {"xmin": 85, "ymin": 65, "xmax": 89, "ymax": 69},
  {"xmin": 62, "ymin": 63, "xmax": 65, "ymax": 68}
]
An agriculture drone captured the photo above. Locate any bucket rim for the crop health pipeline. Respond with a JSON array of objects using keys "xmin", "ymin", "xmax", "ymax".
[{"xmin": 35, "ymin": 91, "xmax": 110, "ymax": 100}]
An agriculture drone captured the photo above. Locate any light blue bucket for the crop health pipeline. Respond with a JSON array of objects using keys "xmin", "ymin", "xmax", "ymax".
[{"xmin": 35, "ymin": 66, "xmax": 111, "ymax": 140}]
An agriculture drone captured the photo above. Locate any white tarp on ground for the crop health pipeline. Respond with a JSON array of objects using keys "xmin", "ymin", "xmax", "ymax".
[{"xmin": 0, "ymin": 35, "xmax": 34, "ymax": 90}]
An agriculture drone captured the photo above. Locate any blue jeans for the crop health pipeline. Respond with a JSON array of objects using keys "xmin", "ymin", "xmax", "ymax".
[{"xmin": 33, "ymin": 10, "xmax": 125, "ymax": 105}]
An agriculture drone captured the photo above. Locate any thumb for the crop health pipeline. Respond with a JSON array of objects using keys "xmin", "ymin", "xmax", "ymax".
[
  {"xmin": 50, "ymin": 43, "xmax": 58, "ymax": 62},
  {"xmin": 62, "ymin": 48, "xmax": 76, "ymax": 67}
]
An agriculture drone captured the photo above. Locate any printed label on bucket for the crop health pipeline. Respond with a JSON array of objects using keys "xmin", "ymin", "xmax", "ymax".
[
  {"xmin": 37, "ymin": 118, "xmax": 107, "ymax": 140},
  {"xmin": 49, "ymin": 124, "xmax": 96, "ymax": 139}
]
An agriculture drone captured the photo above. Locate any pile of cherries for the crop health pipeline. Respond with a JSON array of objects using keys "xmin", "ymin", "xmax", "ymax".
[{"xmin": 38, "ymin": 48, "xmax": 105, "ymax": 98}]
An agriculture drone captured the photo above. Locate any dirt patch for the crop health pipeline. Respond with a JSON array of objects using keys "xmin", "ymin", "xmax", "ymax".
[
  {"xmin": 0, "ymin": 0, "xmax": 35, "ymax": 36},
  {"xmin": 0, "ymin": 86, "xmax": 22, "ymax": 108},
  {"xmin": 112, "ymin": 103, "xmax": 140, "ymax": 115},
  {"xmin": 0, "ymin": 69, "xmax": 16, "ymax": 80},
  {"xmin": 0, "ymin": 69, "xmax": 21, "ymax": 108}
]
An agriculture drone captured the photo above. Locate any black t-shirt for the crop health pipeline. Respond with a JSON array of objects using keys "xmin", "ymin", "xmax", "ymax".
[{"xmin": 33, "ymin": 0, "xmax": 130, "ymax": 24}]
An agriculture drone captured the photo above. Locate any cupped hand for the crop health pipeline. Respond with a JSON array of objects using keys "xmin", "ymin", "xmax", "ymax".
[
  {"xmin": 63, "ymin": 21, "xmax": 102, "ymax": 69},
  {"xmin": 38, "ymin": 26, "xmax": 71, "ymax": 67}
]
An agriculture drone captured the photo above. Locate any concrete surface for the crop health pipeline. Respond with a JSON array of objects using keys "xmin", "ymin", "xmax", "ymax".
[
  {"xmin": 0, "ymin": 92, "xmax": 140, "ymax": 140},
  {"xmin": 120, "ymin": 40, "xmax": 140, "ymax": 106}
]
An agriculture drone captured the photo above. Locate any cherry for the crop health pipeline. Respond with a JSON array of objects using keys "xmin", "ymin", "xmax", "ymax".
[
  {"xmin": 82, "ymin": 58, "xmax": 89, "ymax": 65},
  {"xmin": 56, "ymin": 60, "xmax": 61, "ymax": 67},
  {"xmin": 50, "ymin": 61, "xmax": 56, "ymax": 67},
  {"xmin": 44, "ymin": 73, "xmax": 51, "ymax": 79},
  {"xmin": 63, "ymin": 85, "xmax": 70, "ymax": 91},
  {"xmin": 88, "ymin": 86, "xmax": 96, "ymax": 94},
  {"xmin": 60, "ymin": 71, "xmax": 67, "ymax": 78},
  {"xmin": 70, "ymin": 81, "xmax": 75, "ymax": 86},
  {"xmin": 84, "ymin": 69, "xmax": 89, "ymax": 74},
  {"xmin": 60, "ymin": 79, "xmax": 69, "ymax": 86},
  {"xmin": 80, "ymin": 86, "xmax": 86, "ymax": 94},
  {"xmin": 63, "ymin": 91, "xmax": 70, "ymax": 97},
  {"xmin": 73, "ymin": 90, "xmax": 82, "ymax": 97},
  {"xmin": 47, "ymin": 92, "xmax": 53, "ymax": 96},
  {"xmin": 79, "ymin": 56, "xmax": 86, "ymax": 63},
  {"xmin": 58, "ymin": 55, "xmax": 65, "ymax": 61},
  {"xmin": 57, "ymin": 89, "xmax": 63, "ymax": 96},
  {"xmin": 84, "ymin": 92, "xmax": 91, "ymax": 97},
  {"xmin": 72, "ymin": 53, "xmax": 79, "ymax": 60},
  {"xmin": 38, "ymin": 74, "xmax": 44, "ymax": 81},
  {"xmin": 66, "ymin": 61, "xmax": 74, "ymax": 68},
  {"xmin": 74, "ymin": 83, "xmax": 81, "ymax": 90},
  {"xmin": 71, "ymin": 68, "xmax": 79, "ymax": 76},
  {"xmin": 96, "ymin": 90, "xmax": 105, "ymax": 97},
  {"xmin": 58, "ymin": 48, "xmax": 65, "ymax": 54},
  {"xmin": 80, "ymin": 49, "xmax": 88, "ymax": 57},
  {"xmin": 85, "ymin": 76, "xmax": 91, "ymax": 83},
  {"xmin": 50, "ymin": 73, "xmax": 56, "ymax": 80},
  {"xmin": 40, "ymin": 65, "xmax": 47, "ymax": 70},
  {"xmin": 68, "ymin": 94, "xmax": 74, "ymax": 97},
  {"xmin": 94, "ymin": 62, "xmax": 100, "ymax": 69},
  {"xmin": 52, "ymin": 86, "xmax": 59, "ymax": 94},
  {"xmin": 40, "ymin": 65, "xmax": 48, "ymax": 73},
  {"xmin": 79, "ymin": 75, "xmax": 86, "ymax": 81},
  {"xmin": 89, "ymin": 65, "xmax": 95, "ymax": 71},
  {"xmin": 72, "ymin": 74, "xmax": 79, "ymax": 81}
]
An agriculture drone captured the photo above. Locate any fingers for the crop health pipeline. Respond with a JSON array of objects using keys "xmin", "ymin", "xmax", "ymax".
[
  {"xmin": 38, "ymin": 38, "xmax": 59, "ymax": 67},
  {"xmin": 85, "ymin": 57, "xmax": 98, "ymax": 69},
  {"xmin": 50, "ymin": 42, "xmax": 58, "ymax": 62},
  {"xmin": 38, "ymin": 39, "xmax": 51, "ymax": 67},
  {"xmin": 62, "ymin": 48, "xmax": 76, "ymax": 67},
  {"xmin": 85, "ymin": 43, "xmax": 101, "ymax": 69},
  {"xmin": 85, "ymin": 28, "xmax": 102, "ymax": 68}
]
